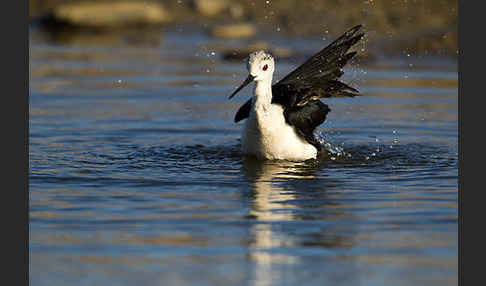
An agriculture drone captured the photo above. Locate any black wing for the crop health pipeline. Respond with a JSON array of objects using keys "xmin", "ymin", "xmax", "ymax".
[
  {"xmin": 234, "ymin": 98, "xmax": 252, "ymax": 123},
  {"xmin": 234, "ymin": 25, "xmax": 363, "ymax": 148},
  {"xmin": 271, "ymin": 25, "xmax": 363, "ymax": 148},
  {"xmin": 273, "ymin": 24, "xmax": 363, "ymax": 106}
]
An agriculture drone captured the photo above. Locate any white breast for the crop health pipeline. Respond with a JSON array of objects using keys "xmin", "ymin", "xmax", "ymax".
[{"xmin": 241, "ymin": 100, "xmax": 317, "ymax": 161}]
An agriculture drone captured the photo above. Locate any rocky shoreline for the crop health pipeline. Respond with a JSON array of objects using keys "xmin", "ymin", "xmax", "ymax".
[{"xmin": 30, "ymin": 0, "xmax": 457, "ymax": 58}]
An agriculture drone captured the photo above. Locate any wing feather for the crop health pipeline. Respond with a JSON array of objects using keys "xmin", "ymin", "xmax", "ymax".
[
  {"xmin": 273, "ymin": 25, "xmax": 363, "ymax": 107},
  {"xmin": 276, "ymin": 25, "xmax": 363, "ymax": 86}
]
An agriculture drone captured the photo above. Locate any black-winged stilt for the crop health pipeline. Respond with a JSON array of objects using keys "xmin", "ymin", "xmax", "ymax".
[{"xmin": 229, "ymin": 24, "xmax": 364, "ymax": 161}]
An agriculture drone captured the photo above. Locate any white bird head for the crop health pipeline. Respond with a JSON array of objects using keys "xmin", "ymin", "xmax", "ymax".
[
  {"xmin": 229, "ymin": 50, "xmax": 275, "ymax": 99},
  {"xmin": 247, "ymin": 51, "xmax": 275, "ymax": 81}
]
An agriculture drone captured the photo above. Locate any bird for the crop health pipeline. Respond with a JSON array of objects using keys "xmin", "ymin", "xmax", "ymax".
[{"xmin": 228, "ymin": 24, "xmax": 364, "ymax": 161}]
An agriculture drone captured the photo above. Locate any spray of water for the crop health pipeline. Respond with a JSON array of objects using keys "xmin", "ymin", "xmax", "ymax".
[{"xmin": 314, "ymin": 131, "xmax": 351, "ymax": 161}]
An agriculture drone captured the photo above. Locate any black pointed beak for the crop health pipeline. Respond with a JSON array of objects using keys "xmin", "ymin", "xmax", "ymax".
[{"xmin": 228, "ymin": 74, "xmax": 255, "ymax": 99}]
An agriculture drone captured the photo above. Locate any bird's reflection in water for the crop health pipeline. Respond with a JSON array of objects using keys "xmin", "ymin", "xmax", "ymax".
[
  {"xmin": 241, "ymin": 157, "xmax": 356, "ymax": 286},
  {"xmin": 242, "ymin": 158, "xmax": 317, "ymax": 222},
  {"xmin": 242, "ymin": 158, "xmax": 311, "ymax": 285}
]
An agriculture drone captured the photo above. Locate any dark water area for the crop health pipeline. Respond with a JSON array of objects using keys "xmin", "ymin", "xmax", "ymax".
[{"xmin": 29, "ymin": 26, "xmax": 458, "ymax": 286}]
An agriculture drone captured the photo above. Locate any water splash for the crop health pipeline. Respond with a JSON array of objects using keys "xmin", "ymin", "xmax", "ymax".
[{"xmin": 315, "ymin": 131, "xmax": 350, "ymax": 160}]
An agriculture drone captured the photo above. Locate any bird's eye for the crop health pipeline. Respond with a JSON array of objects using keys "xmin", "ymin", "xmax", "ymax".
[{"xmin": 262, "ymin": 64, "xmax": 268, "ymax": 71}]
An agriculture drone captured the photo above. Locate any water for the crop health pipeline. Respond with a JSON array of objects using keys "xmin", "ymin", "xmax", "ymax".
[{"xmin": 29, "ymin": 27, "xmax": 458, "ymax": 286}]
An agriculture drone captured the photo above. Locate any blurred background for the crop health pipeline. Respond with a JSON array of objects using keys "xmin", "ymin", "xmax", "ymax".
[
  {"xmin": 29, "ymin": 0, "xmax": 457, "ymax": 57},
  {"xmin": 29, "ymin": 1, "xmax": 458, "ymax": 286}
]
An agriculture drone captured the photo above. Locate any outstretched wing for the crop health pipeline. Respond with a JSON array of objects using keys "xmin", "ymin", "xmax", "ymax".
[
  {"xmin": 273, "ymin": 24, "xmax": 363, "ymax": 106},
  {"xmin": 272, "ymin": 24, "xmax": 363, "ymax": 148}
]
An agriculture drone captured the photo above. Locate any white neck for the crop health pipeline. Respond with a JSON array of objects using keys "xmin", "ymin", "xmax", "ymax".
[{"xmin": 253, "ymin": 78, "xmax": 273, "ymax": 110}]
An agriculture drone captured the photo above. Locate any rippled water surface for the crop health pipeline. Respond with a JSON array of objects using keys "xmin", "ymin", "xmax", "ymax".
[{"xmin": 29, "ymin": 27, "xmax": 458, "ymax": 286}]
